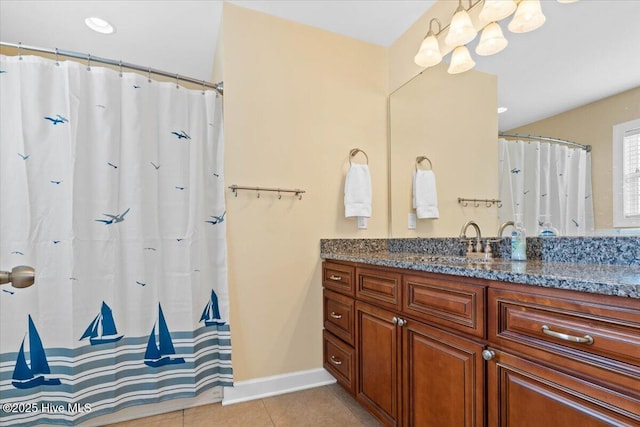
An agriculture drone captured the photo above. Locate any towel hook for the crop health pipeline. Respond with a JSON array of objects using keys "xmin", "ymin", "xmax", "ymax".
[
  {"xmin": 415, "ymin": 156, "xmax": 433, "ymax": 171},
  {"xmin": 256, "ymin": 189, "xmax": 260, "ymax": 198},
  {"xmin": 486, "ymin": 201, "xmax": 492, "ymax": 208},
  {"xmin": 296, "ymin": 191, "xmax": 303, "ymax": 200},
  {"xmin": 474, "ymin": 201, "xmax": 480, "ymax": 208},
  {"xmin": 497, "ymin": 202, "xmax": 502, "ymax": 208},
  {"xmin": 349, "ymin": 148, "xmax": 369, "ymax": 165},
  {"xmin": 278, "ymin": 190, "xmax": 282, "ymax": 200}
]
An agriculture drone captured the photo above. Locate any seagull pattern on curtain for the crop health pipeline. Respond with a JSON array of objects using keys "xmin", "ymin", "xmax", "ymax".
[{"xmin": 0, "ymin": 54, "xmax": 232, "ymax": 426}]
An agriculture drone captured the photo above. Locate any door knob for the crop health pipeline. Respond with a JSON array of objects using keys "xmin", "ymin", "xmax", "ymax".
[{"xmin": 0, "ymin": 266, "xmax": 36, "ymax": 288}]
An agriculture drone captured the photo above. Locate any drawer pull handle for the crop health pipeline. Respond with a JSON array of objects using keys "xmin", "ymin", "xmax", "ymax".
[
  {"xmin": 330, "ymin": 312, "xmax": 342, "ymax": 319},
  {"xmin": 330, "ymin": 355, "xmax": 342, "ymax": 365},
  {"xmin": 541, "ymin": 325, "xmax": 594, "ymax": 345},
  {"xmin": 329, "ymin": 275, "xmax": 342, "ymax": 281}
]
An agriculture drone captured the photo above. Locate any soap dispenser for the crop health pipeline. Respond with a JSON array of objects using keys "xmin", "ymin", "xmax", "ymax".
[{"xmin": 511, "ymin": 214, "xmax": 527, "ymax": 261}]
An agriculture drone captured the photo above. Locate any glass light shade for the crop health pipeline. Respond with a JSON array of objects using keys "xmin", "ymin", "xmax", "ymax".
[
  {"xmin": 476, "ymin": 22, "xmax": 508, "ymax": 56},
  {"xmin": 557, "ymin": 0, "xmax": 578, "ymax": 3},
  {"xmin": 479, "ymin": 0, "xmax": 517, "ymax": 23},
  {"xmin": 508, "ymin": 0, "xmax": 546, "ymax": 33},
  {"xmin": 445, "ymin": 9, "xmax": 477, "ymax": 46},
  {"xmin": 414, "ymin": 35, "xmax": 442, "ymax": 68},
  {"xmin": 448, "ymin": 45, "xmax": 476, "ymax": 74}
]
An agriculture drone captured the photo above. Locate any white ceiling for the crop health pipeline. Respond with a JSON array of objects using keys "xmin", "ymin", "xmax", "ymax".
[{"xmin": 1, "ymin": 1, "xmax": 639, "ymax": 131}]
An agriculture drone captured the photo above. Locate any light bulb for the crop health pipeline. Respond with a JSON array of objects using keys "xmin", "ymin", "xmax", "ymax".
[
  {"xmin": 479, "ymin": 0, "xmax": 517, "ymax": 23},
  {"xmin": 448, "ymin": 45, "xmax": 476, "ymax": 74},
  {"xmin": 508, "ymin": 0, "xmax": 546, "ymax": 33},
  {"xmin": 476, "ymin": 22, "xmax": 508, "ymax": 56},
  {"xmin": 445, "ymin": 8, "xmax": 477, "ymax": 46},
  {"xmin": 414, "ymin": 35, "xmax": 442, "ymax": 68}
]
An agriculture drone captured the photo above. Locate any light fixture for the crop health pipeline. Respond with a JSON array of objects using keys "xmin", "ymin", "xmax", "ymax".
[
  {"xmin": 476, "ymin": 22, "xmax": 508, "ymax": 56},
  {"xmin": 557, "ymin": 0, "xmax": 579, "ymax": 3},
  {"xmin": 445, "ymin": 0, "xmax": 477, "ymax": 47},
  {"xmin": 414, "ymin": 18, "xmax": 443, "ymax": 68},
  {"xmin": 85, "ymin": 17, "xmax": 115, "ymax": 35},
  {"xmin": 508, "ymin": 0, "xmax": 546, "ymax": 33},
  {"xmin": 479, "ymin": 0, "xmax": 517, "ymax": 23},
  {"xmin": 498, "ymin": 107, "xmax": 508, "ymax": 114},
  {"xmin": 448, "ymin": 45, "xmax": 476, "ymax": 74}
]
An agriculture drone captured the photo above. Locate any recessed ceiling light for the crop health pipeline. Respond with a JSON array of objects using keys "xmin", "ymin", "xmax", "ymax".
[
  {"xmin": 85, "ymin": 17, "xmax": 115, "ymax": 35},
  {"xmin": 497, "ymin": 107, "xmax": 509, "ymax": 114}
]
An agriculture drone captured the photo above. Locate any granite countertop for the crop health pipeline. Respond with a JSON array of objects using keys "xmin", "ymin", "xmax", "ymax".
[{"xmin": 320, "ymin": 243, "xmax": 640, "ymax": 299}]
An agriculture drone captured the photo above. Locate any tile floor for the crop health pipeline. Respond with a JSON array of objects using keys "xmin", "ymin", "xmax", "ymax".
[{"xmin": 108, "ymin": 383, "xmax": 383, "ymax": 427}]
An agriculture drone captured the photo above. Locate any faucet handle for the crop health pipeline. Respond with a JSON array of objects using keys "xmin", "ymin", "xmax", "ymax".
[{"xmin": 466, "ymin": 240, "xmax": 474, "ymax": 254}]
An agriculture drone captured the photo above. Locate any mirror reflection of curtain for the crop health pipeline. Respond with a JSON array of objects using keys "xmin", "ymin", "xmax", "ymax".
[
  {"xmin": 498, "ymin": 138, "xmax": 594, "ymax": 236},
  {"xmin": 0, "ymin": 54, "xmax": 232, "ymax": 425}
]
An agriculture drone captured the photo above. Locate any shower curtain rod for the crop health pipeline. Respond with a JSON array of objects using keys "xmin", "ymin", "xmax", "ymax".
[
  {"xmin": 499, "ymin": 132, "xmax": 591, "ymax": 152},
  {"xmin": 0, "ymin": 41, "xmax": 223, "ymax": 95}
]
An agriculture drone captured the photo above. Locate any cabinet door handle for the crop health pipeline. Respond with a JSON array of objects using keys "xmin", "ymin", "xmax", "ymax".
[
  {"xmin": 391, "ymin": 317, "xmax": 398, "ymax": 324},
  {"xmin": 330, "ymin": 355, "xmax": 342, "ymax": 365},
  {"xmin": 329, "ymin": 312, "xmax": 342, "ymax": 319},
  {"xmin": 397, "ymin": 318, "xmax": 407, "ymax": 327},
  {"xmin": 541, "ymin": 325, "xmax": 594, "ymax": 345},
  {"xmin": 329, "ymin": 275, "xmax": 342, "ymax": 281},
  {"xmin": 482, "ymin": 350, "xmax": 496, "ymax": 361}
]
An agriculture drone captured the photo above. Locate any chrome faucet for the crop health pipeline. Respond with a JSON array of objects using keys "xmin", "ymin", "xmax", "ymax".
[{"xmin": 460, "ymin": 220, "xmax": 483, "ymax": 254}]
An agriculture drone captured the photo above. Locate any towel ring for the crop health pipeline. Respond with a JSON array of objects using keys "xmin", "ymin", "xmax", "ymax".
[
  {"xmin": 415, "ymin": 156, "xmax": 433, "ymax": 171},
  {"xmin": 349, "ymin": 148, "xmax": 369, "ymax": 165}
]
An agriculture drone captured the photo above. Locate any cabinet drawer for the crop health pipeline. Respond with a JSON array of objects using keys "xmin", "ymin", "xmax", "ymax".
[
  {"xmin": 403, "ymin": 272, "xmax": 486, "ymax": 338},
  {"xmin": 489, "ymin": 288, "xmax": 640, "ymax": 368},
  {"xmin": 324, "ymin": 289, "xmax": 355, "ymax": 346},
  {"xmin": 356, "ymin": 266, "xmax": 402, "ymax": 311},
  {"xmin": 323, "ymin": 330, "xmax": 355, "ymax": 395},
  {"xmin": 323, "ymin": 262, "xmax": 355, "ymax": 297}
]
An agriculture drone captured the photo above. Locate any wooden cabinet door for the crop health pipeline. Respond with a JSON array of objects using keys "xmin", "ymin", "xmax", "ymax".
[
  {"xmin": 356, "ymin": 301, "xmax": 400, "ymax": 427},
  {"xmin": 402, "ymin": 320, "xmax": 485, "ymax": 427},
  {"xmin": 487, "ymin": 349, "xmax": 640, "ymax": 427}
]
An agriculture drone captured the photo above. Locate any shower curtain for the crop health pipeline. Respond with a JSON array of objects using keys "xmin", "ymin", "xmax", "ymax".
[
  {"xmin": 498, "ymin": 138, "xmax": 594, "ymax": 236},
  {"xmin": 0, "ymin": 54, "xmax": 232, "ymax": 426}
]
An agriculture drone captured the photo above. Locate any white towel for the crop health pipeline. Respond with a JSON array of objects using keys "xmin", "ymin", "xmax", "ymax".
[
  {"xmin": 344, "ymin": 164, "xmax": 372, "ymax": 218},
  {"xmin": 414, "ymin": 170, "xmax": 439, "ymax": 219}
]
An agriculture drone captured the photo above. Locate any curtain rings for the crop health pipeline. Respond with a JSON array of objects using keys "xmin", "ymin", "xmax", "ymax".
[
  {"xmin": 175, "ymin": 74, "xmax": 180, "ymax": 89},
  {"xmin": 148, "ymin": 67, "xmax": 152, "ymax": 83},
  {"xmin": 55, "ymin": 48, "xmax": 60, "ymax": 66},
  {"xmin": 86, "ymin": 54, "xmax": 92, "ymax": 71},
  {"xmin": 202, "ymin": 80, "xmax": 206, "ymax": 95},
  {"xmin": 119, "ymin": 60, "xmax": 123, "ymax": 77},
  {"xmin": 18, "ymin": 42, "xmax": 22, "ymax": 60}
]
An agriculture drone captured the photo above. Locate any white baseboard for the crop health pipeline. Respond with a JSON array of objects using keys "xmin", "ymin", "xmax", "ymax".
[{"xmin": 222, "ymin": 368, "xmax": 336, "ymax": 406}]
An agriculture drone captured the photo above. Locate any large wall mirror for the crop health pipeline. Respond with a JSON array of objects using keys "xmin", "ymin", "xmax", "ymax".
[{"xmin": 389, "ymin": 1, "xmax": 640, "ymax": 237}]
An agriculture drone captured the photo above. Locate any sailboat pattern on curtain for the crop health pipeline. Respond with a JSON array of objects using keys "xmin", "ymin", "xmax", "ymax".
[
  {"xmin": 0, "ymin": 54, "xmax": 232, "ymax": 426},
  {"xmin": 79, "ymin": 302, "xmax": 124, "ymax": 345}
]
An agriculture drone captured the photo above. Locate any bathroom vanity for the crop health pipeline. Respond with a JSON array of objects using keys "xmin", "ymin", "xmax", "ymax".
[{"xmin": 320, "ymin": 239, "xmax": 640, "ymax": 427}]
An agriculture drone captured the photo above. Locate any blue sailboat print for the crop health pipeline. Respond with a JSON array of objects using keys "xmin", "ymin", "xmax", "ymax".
[
  {"xmin": 79, "ymin": 302, "xmax": 124, "ymax": 345},
  {"xmin": 200, "ymin": 290, "xmax": 225, "ymax": 326},
  {"xmin": 12, "ymin": 315, "xmax": 61, "ymax": 389},
  {"xmin": 144, "ymin": 304, "xmax": 185, "ymax": 367}
]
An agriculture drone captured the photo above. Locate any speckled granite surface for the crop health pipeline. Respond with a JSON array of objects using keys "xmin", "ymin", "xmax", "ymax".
[{"xmin": 320, "ymin": 238, "xmax": 640, "ymax": 299}]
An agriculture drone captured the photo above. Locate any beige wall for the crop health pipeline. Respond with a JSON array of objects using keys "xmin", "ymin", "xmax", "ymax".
[
  {"xmin": 222, "ymin": 3, "xmax": 388, "ymax": 381},
  {"xmin": 389, "ymin": 63, "xmax": 498, "ymax": 237},
  {"xmin": 509, "ymin": 87, "xmax": 640, "ymax": 230}
]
